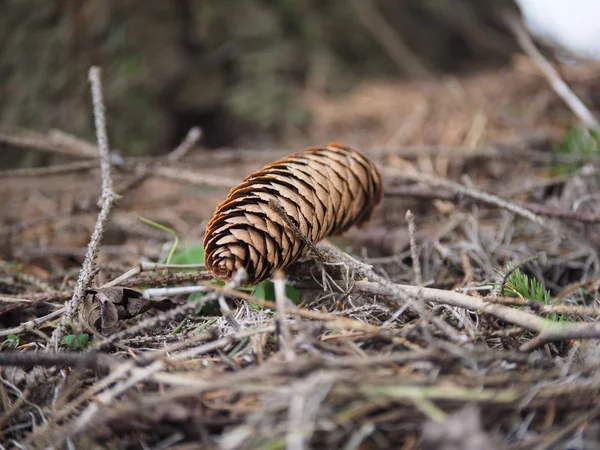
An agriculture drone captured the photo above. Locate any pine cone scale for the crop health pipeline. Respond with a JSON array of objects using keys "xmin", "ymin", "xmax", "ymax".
[{"xmin": 204, "ymin": 143, "xmax": 382, "ymax": 284}]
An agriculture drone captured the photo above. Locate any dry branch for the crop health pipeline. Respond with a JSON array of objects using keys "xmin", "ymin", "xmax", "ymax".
[
  {"xmin": 0, "ymin": 131, "xmax": 97, "ymax": 160},
  {"xmin": 0, "ymin": 350, "xmax": 119, "ymax": 372},
  {"xmin": 383, "ymin": 167, "xmax": 552, "ymax": 230},
  {"xmin": 506, "ymin": 14, "xmax": 597, "ymax": 130},
  {"xmin": 385, "ymin": 184, "xmax": 600, "ymax": 224},
  {"xmin": 50, "ymin": 67, "xmax": 120, "ymax": 350},
  {"xmin": 316, "ymin": 246, "xmax": 600, "ymax": 351},
  {"xmin": 167, "ymin": 127, "xmax": 202, "ymax": 161},
  {"xmin": 351, "ymin": 0, "xmax": 432, "ymax": 79}
]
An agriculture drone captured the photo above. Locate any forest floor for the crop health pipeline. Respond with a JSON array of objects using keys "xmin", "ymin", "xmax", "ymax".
[{"xmin": 2, "ymin": 55, "xmax": 600, "ymax": 449}]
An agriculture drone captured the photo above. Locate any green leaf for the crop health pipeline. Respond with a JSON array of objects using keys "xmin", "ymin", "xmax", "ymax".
[
  {"xmin": 252, "ymin": 281, "xmax": 270, "ymax": 301},
  {"xmin": 187, "ymin": 283, "xmax": 224, "ymax": 315},
  {"xmin": 252, "ymin": 281, "xmax": 301, "ymax": 305},
  {"xmin": 61, "ymin": 333, "xmax": 90, "ymax": 349},
  {"xmin": 191, "ymin": 318, "xmax": 218, "ymax": 334},
  {"xmin": 2, "ymin": 334, "xmax": 20, "ymax": 349},
  {"xmin": 171, "ymin": 244, "xmax": 205, "ymax": 268},
  {"xmin": 285, "ymin": 284, "xmax": 301, "ymax": 304},
  {"xmin": 171, "ymin": 320, "xmax": 186, "ymax": 334},
  {"xmin": 551, "ymin": 125, "xmax": 600, "ymax": 175}
]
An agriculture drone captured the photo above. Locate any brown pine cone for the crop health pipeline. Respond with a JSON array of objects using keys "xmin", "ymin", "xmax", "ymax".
[{"xmin": 203, "ymin": 143, "xmax": 382, "ymax": 284}]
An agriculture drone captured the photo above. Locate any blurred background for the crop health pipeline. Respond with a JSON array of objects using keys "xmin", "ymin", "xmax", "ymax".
[{"xmin": 1, "ymin": 0, "xmax": 523, "ymax": 158}]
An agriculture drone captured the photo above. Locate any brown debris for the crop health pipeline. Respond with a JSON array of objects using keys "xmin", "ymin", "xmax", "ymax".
[
  {"xmin": 421, "ymin": 406, "xmax": 503, "ymax": 450},
  {"xmin": 79, "ymin": 287, "xmax": 149, "ymax": 336}
]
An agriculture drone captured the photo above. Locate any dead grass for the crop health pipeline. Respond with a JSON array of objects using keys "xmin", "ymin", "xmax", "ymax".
[{"xmin": 2, "ymin": 58, "xmax": 600, "ymax": 449}]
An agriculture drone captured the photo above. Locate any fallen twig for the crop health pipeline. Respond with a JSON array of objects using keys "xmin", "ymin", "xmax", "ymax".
[
  {"xmin": 383, "ymin": 167, "xmax": 552, "ymax": 230},
  {"xmin": 0, "ymin": 131, "xmax": 97, "ymax": 160},
  {"xmin": 167, "ymin": 127, "xmax": 202, "ymax": 161},
  {"xmin": 351, "ymin": 0, "xmax": 432, "ymax": 79},
  {"xmin": 0, "ymin": 350, "xmax": 120, "ymax": 372},
  {"xmin": 50, "ymin": 67, "xmax": 120, "ymax": 350},
  {"xmin": 1, "ymin": 160, "xmax": 102, "ymax": 178},
  {"xmin": 506, "ymin": 14, "xmax": 598, "ymax": 131},
  {"xmin": 0, "ymin": 307, "xmax": 66, "ymax": 337},
  {"xmin": 102, "ymin": 262, "xmax": 207, "ymax": 288},
  {"xmin": 385, "ymin": 184, "xmax": 600, "ymax": 224},
  {"xmin": 352, "ymin": 281, "xmax": 600, "ymax": 351},
  {"xmin": 274, "ymin": 270, "xmax": 296, "ymax": 361}
]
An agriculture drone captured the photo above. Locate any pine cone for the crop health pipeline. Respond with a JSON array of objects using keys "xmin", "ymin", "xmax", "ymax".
[{"xmin": 204, "ymin": 143, "xmax": 382, "ymax": 284}]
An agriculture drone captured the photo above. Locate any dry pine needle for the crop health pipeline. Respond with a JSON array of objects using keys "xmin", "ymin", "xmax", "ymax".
[{"xmin": 204, "ymin": 143, "xmax": 382, "ymax": 284}]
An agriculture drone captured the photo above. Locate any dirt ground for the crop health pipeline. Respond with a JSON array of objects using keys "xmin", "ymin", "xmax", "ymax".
[{"xmin": 2, "ymin": 56, "xmax": 600, "ymax": 449}]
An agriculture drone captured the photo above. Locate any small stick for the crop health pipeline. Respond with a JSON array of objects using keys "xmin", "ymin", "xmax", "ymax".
[
  {"xmin": 385, "ymin": 184, "xmax": 600, "ymax": 224},
  {"xmin": 268, "ymin": 198, "xmax": 325, "ymax": 261},
  {"xmin": 506, "ymin": 14, "xmax": 597, "ymax": 131},
  {"xmin": 349, "ymin": 280, "xmax": 600, "ymax": 350},
  {"xmin": 0, "ymin": 132, "xmax": 97, "ymax": 160},
  {"xmin": 50, "ymin": 67, "xmax": 120, "ymax": 350},
  {"xmin": 383, "ymin": 168, "xmax": 552, "ymax": 230},
  {"xmin": 167, "ymin": 127, "xmax": 202, "ymax": 161},
  {"xmin": 273, "ymin": 270, "xmax": 296, "ymax": 362},
  {"xmin": 406, "ymin": 210, "xmax": 422, "ymax": 286},
  {"xmin": 0, "ymin": 350, "xmax": 119, "ymax": 373},
  {"xmin": 0, "ymin": 307, "xmax": 65, "ymax": 337},
  {"xmin": 92, "ymin": 268, "xmax": 247, "ymax": 350},
  {"xmin": 103, "ymin": 262, "xmax": 206, "ymax": 288},
  {"xmin": 1, "ymin": 160, "xmax": 101, "ymax": 178},
  {"xmin": 48, "ymin": 129, "xmax": 102, "ymax": 158},
  {"xmin": 319, "ymin": 246, "xmax": 465, "ymax": 343},
  {"xmin": 153, "ymin": 166, "xmax": 239, "ymax": 188},
  {"xmin": 218, "ymin": 292, "xmax": 241, "ymax": 332},
  {"xmin": 520, "ymin": 322, "xmax": 600, "ymax": 352}
]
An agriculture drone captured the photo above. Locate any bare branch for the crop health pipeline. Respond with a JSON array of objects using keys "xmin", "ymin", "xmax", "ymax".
[
  {"xmin": 167, "ymin": 127, "xmax": 202, "ymax": 161},
  {"xmin": 383, "ymin": 167, "xmax": 553, "ymax": 231},
  {"xmin": 506, "ymin": 14, "xmax": 597, "ymax": 131},
  {"xmin": 49, "ymin": 67, "xmax": 120, "ymax": 350},
  {"xmin": 0, "ymin": 350, "xmax": 119, "ymax": 373}
]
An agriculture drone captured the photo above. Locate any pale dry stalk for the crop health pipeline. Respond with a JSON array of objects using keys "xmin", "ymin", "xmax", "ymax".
[{"xmin": 50, "ymin": 67, "xmax": 120, "ymax": 350}]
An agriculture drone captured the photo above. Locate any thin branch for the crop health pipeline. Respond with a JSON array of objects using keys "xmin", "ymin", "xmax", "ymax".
[
  {"xmin": 0, "ymin": 132, "xmax": 97, "ymax": 160},
  {"xmin": 311, "ymin": 246, "xmax": 600, "ymax": 350},
  {"xmin": 383, "ymin": 168, "xmax": 552, "ymax": 230},
  {"xmin": 269, "ymin": 198, "xmax": 324, "ymax": 261},
  {"xmin": 352, "ymin": 281, "xmax": 552, "ymax": 332},
  {"xmin": 1, "ymin": 160, "xmax": 101, "ymax": 178},
  {"xmin": 167, "ymin": 127, "xmax": 202, "ymax": 161},
  {"xmin": 0, "ymin": 350, "xmax": 120, "ymax": 373},
  {"xmin": 319, "ymin": 247, "xmax": 466, "ymax": 343},
  {"xmin": 0, "ymin": 307, "xmax": 66, "ymax": 337},
  {"xmin": 274, "ymin": 270, "xmax": 295, "ymax": 362},
  {"xmin": 519, "ymin": 201, "xmax": 600, "ymax": 224},
  {"xmin": 406, "ymin": 210, "xmax": 422, "ymax": 286},
  {"xmin": 506, "ymin": 14, "xmax": 597, "ymax": 131},
  {"xmin": 102, "ymin": 262, "xmax": 207, "ymax": 289},
  {"xmin": 48, "ymin": 129, "xmax": 104, "ymax": 159},
  {"xmin": 351, "ymin": 0, "xmax": 432, "ymax": 79},
  {"xmin": 350, "ymin": 280, "xmax": 600, "ymax": 350},
  {"xmin": 519, "ymin": 323, "xmax": 600, "ymax": 352},
  {"xmin": 385, "ymin": 184, "xmax": 600, "ymax": 224},
  {"xmin": 153, "ymin": 165, "xmax": 238, "ymax": 188},
  {"xmin": 49, "ymin": 67, "xmax": 120, "ymax": 350}
]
